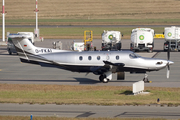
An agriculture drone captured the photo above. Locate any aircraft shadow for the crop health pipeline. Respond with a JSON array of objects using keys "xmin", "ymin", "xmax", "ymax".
[
  {"xmin": 73, "ymin": 78, "xmax": 136, "ymax": 84},
  {"xmin": 73, "ymin": 77, "xmax": 99, "ymax": 84},
  {"xmin": 0, "ymin": 79, "xmax": 136, "ymax": 85},
  {"xmin": 0, "ymin": 79, "xmax": 77, "ymax": 83},
  {"xmin": 0, "ymin": 78, "xmax": 100, "ymax": 84}
]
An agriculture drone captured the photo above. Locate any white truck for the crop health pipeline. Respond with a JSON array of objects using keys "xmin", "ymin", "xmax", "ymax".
[
  {"xmin": 101, "ymin": 30, "xmax": 122, "ymax": 51},
  {"xmin": 7, "ymin": 32, "xmax": 35, "ymax": 55},
  {"xmin": 130, "ymin": 28, "xmax": 154, "ymax": 52},
  {"xmin": 71, "ymin": 41, "xmax": 85, "ymax": 51},
  {"xmin": 164, "ymin": 26, "xmax": 180, "ymax": 52}
]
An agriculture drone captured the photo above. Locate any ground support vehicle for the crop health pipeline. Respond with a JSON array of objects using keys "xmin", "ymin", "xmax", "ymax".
[
  {"xmin": 130, "ymin": 28, "xmax": 154, "ymax": 52},
  {"xmin": 164, "ymin": 26, "xmax": 180, "ymax": 52},
  {"xmin": 102, "ymin": 30, "xmax": 122, "ymax": 51},
  {"xmin": 71, "ymin": 41, "xmax": 84, "ymax": 51},
  {"xmin": 84, "ymin": 30, "xmax": 94, "ymax": 51}
]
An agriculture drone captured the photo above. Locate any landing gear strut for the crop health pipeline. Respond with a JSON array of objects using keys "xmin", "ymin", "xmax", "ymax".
[
  {"xmin": 143, "ymin": 73, "xmax": 149, "ymax": 83},
  {"xmin": 99, "ymin": 74, "xmax": 109, "ymax": 83}
]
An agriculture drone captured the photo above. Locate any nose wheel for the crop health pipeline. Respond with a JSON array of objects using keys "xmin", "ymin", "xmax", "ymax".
[
  {"xmin": 99, "ymin": 74, "xmax": 109, "ymax": 83},
  {"xmin": 143, "ymin": 74, "xmax": 150, "ymax": 83}
]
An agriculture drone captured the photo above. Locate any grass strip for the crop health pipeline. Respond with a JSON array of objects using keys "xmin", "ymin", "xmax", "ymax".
[
  {"xmin": 0, "ymin": 84, "xmax": 180, "ymax": 106},
  {"xmin": 1, "ymin": 27, "xmax": 165, "ymax": 39},
  {"xmin": 3, "ymin": 19, "xmax": 180, "ymax": 25}
]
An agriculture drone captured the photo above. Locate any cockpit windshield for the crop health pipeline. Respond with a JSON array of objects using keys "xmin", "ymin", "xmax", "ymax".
[{"xmin": 129, "ymin": 53, "xmax": 141, "ymax": 59}]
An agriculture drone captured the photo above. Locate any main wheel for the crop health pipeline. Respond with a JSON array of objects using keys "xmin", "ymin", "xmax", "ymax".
[
  {"xmin": 102, "ymin": 78, "xmax": 109, "ymax": 83},
  {"xmin": 99, "ymin": 74, "xmax": 109, "ymax": 83}
]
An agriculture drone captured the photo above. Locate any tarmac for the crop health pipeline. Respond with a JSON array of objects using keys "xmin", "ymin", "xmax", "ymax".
[
  {"xmin": 0, "ymin": 104, "xmax": 180, "ymax": 119},
  {"xmin": 0, "ymin": 38, "xmax": 180, "ymax": 119}
]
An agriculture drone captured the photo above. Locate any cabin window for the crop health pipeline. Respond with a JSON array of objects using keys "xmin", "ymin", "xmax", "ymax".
[
  {"xmin": 88, "ymin": 56, "xmax": 92, "ymax": 60},
  {"xmin": 97, "ymin": 56, "xmax": 100, "ymax": 60},
  {"xmin": 79, "ymin": 56, "xmax": 83, "ymax": 61},
  {"xmin": 116, "ymin": 55, "xmax": 119, "ymax": 60}
]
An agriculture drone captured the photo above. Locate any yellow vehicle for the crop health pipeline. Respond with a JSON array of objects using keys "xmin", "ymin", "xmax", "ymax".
[{"xmin": 84, "ymin": 30, "xmax": 93, "ymax": 51}]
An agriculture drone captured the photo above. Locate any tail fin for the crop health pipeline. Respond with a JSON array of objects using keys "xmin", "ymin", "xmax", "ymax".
[
  {"xmin": 9, "ymin": 34, "xmax": 70, "ymax": 65},
  {"xmin": 9, "ymin": 34, "xmax": 37, "ymax": 60},
  {"xmin": 8, "ymin": 34, "xmax": 42, "ymax": 62}
]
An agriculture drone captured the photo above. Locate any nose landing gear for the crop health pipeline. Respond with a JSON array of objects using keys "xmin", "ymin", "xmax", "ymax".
[{"xmin": 143, "ymin": 73, "xmax": 150, "ymax": 83}]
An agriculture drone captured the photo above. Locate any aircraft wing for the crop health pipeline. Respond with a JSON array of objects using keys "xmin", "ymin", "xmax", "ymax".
[
  {"xmin": 90, "ymin": 61, "xmax": 125, "ymax": 75},
  {"xmin": 103, "ymin": 61, "xmax": 125, "ymax": 67}
]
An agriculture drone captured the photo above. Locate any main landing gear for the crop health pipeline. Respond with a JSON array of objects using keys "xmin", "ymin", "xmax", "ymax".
[
  {"xmin": 99, "ymin": 71, "xmax": 112, "ymax": 83},
  {"xmin": 99, "ymin": 74, "xmax": 109, "ymax": 83},
  {"xmin": 143, "ymin": 73, "xmax": 150, "ymax": 83}
]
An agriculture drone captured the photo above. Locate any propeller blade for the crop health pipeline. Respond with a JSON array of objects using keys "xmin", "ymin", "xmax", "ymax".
[
  {"xmin": 166, "ymin": 42, "xmax": 171, "ymax": 78},
  {"xmin": 167, "ymin": 64, "xmax": 170, "ymax": 78},
  {"xmin": 167, "ymin": 42, "xmax": 170, "ymax": 60}
]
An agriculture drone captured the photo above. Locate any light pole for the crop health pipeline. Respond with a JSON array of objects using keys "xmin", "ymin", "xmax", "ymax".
[
  {"xmin": 34, "ymin": 0, "xmax": 39, "ymax": 37},
  {"xmin": 2, "ymin": 0, "xmax": 5, "ymax": 42}
]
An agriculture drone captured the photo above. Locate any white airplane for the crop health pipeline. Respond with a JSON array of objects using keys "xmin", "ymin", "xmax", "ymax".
[{"xmin": 9, "ymin": 34, "xmax": 174, "ymax": 83}]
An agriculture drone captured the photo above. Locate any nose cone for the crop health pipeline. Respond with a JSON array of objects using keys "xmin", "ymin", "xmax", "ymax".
[{"xmin": 168, "ymin": 60, "xmax": 174, "ymax": 65}]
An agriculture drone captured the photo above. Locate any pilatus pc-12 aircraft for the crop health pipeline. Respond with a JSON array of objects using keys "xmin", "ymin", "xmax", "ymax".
[{"xmin": 10, "ymin": 34, "xmax": 174, "ymax": 83}]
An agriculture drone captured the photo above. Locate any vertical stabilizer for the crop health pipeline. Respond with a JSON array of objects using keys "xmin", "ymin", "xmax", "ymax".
[{"xmin": 9, "ymin": 34, "xmax": 37, "ymax": 61}]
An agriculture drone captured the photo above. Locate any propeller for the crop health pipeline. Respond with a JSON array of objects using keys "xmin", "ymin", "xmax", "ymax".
[
  {"xmin": 167, "ymin": 65, "xmax": 170, "ymax": 78},
  {"xmin": 166, "ymin": 42, "xmax": 170, "ymax": 78},
  {"xmin": 167, "ymin": 42, "xmax": 170, "ymax": 60}
]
